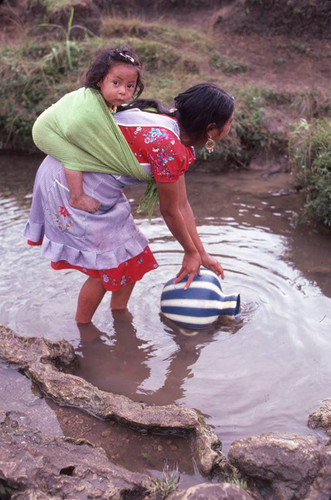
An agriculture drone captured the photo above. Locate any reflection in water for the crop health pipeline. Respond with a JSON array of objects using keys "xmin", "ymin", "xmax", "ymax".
[
  {"xmin": 75, "ymin": 307, "xmax": 244, "ymax": 408},
  {"xmin": 46, "ymin": 399, "xmax": 196, "ymax": 483},
  {"xmin": 151, "ymin": 314, "xmax": 245, "ymax": 407},
  {"xmin": 1, "ymin": 153, "xmax": 331, "ymax": 476},
  {"xmin": 75, "ymin": 310, "xmax": 153, "ymax": 400}
]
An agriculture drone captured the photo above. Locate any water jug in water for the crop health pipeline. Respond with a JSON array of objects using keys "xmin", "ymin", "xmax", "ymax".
[{"xmin": 160, "ymin": 268, "xmax": 240, "ymax": 329}]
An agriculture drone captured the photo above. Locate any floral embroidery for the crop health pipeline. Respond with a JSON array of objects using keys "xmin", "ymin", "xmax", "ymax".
[
  {"xmin": 120, "ymin": 275, "xmax": 131, "ymax": 286},
  {"xmin": 142, "ymin": 127, "xmax": 172, "ymax": 144},
  {"xmin": 101, "ymin": 270, "xmax": 132, "ymax": 288},
  {"xmin": 59, "ymin": 206, "xmax": 71, "ymax": 217},
  {"xmin": 119, "ymin": 122, "xmax": 195, "ymax": 183},
  {"xmin": 53, "ymin": 205, "xmax": 75, "ymax": 231},
  {"xmin": 52, "ymin": 246, "xmax": 158, "ymax": 291}
]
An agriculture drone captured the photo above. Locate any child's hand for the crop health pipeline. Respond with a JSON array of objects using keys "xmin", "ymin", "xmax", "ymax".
[{"xmin": 69, "ymin": 194, "xmax": 100, "ymax": 213}]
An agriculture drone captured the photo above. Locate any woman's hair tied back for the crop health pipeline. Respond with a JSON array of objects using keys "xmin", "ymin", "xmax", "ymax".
[{"xmin": 174, "ymin": 82, "xmax": 235, "ymax": 140}]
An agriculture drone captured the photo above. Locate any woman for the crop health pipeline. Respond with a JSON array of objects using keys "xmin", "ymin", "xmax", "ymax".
[{"xmin": 25, "ymin": 83, "xmax": 234, "ymax": 323}]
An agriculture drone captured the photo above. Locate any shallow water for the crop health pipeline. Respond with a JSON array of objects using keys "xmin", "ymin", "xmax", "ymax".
[{"xmin": 1, "ymin": 152, "xmax": 330, "ymax": 486}]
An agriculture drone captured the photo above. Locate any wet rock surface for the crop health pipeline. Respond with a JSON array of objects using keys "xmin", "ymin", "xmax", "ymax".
[
  {"xmin": 308, "ymin": 399, "xmax": 331, "ymax": 443},
  {"xmin": 1, "ymin": 325, "xmax": 331, "ymax": 500},
  {"xmin": 228, "ymin": 432, "xmax": 331, "ymax": 500},
  {"xmin": 0, "ymin": 410, "xmax": 150, "ymax": 500},
  {"xmin": 304, "ymin": 448, "xmax": 331, "ymax": 500},
  {"xmin": 168, "ymin": 482, "xmax": 254, "ymax": 499},
  {"xmin": 0, "ymin": 326, "xmax": 235, "ymax": 480}
]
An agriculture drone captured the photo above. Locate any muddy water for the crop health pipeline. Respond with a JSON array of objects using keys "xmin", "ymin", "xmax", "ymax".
[{"xmin": 1, "ymin": 152, "xmax": 330, "ymax": 486}]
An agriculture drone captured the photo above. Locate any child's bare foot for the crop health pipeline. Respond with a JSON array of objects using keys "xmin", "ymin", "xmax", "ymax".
[{"xmin": 69, "ymin": 194, "xmax": 100, "ymax": 213}]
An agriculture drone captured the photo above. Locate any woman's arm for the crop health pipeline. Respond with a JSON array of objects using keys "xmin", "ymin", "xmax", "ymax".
[
  {"xmin": 157, "ymin": 175, "xmax": 224, "ymax": 288},
  {"xmin": 156, "ymin": 179, "xmax": 201, "ymax": 289},
  {"xmin": 176, "ymin": 175, "xmax": 224, "ymax": 279}
]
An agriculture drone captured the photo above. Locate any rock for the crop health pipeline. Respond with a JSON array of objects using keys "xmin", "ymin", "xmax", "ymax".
[
  {"xmin": 228, "ymin": 432, "xmax": 328, "ymax": 499},
  {"xmin": 168, "ymin": 482, "xmax": 254, "ymax": 499},
  {"xmin": 308, "ymin": 399, "xmax": 331, "ymax": 431},
  {"xmin": 305, "ymin": 447, "xmax": 331, "ymax": 500},
  {"xmin": 12, "ymin": 490, "xmax": 56, "ymax": 500},
  {"xmin": 0, "ymin": 411, "xmax": 150, "ymax": 500},
  {"xmin": 0, "ymin": 326, "xmax": 235, "ymax": 480}
]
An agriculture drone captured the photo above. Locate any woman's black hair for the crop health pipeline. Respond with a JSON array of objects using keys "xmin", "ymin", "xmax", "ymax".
[
  {"xmin": 121, "ymin": 83, "xmax": 234, "ymax": 139},
  {"xmin": 174, "ymin": 83, "xmax": 234, "ymax": 140},
  {"xmin": 84, "ymin": 47, "xmax": 144, "ymax": 99}
]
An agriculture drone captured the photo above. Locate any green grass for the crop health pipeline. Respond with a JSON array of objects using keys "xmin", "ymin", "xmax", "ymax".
[
  {"xmin": 288, "ymin": 118, "xmax": 331, "ymax": 227},
  {"xmin": 209, "ymin": 51, "xmax": 250, "ymax": 74},
  {"xmin": 28, "ymin": 0, "xmax": 81, "ymax": 14},
  {"xmin": 148, "ymin": 463, "xmax": 180, "ymax": 498},
  {"xmin": 291, "ymin": 89, "xmax": 331, "ymax": 119}
]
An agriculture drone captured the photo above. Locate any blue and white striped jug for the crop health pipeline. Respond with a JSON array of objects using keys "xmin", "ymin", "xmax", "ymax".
[{"xmin": 161, "ymin": 268, "xmax": 240, "ymax": 329}]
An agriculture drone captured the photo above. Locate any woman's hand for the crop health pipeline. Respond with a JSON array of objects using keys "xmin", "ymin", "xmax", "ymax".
[
  {"xmin": 201, "ymin": 253, "xmax": 224, "ymax": 280},
  {"xmin": 174, "ymin": 249, "xmax": 202, "ymax": 289}
]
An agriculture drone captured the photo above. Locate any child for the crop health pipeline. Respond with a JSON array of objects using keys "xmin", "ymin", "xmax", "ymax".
[{"xmin": 32, "ymin": 47, "xmax": 144, "ymax": 213}]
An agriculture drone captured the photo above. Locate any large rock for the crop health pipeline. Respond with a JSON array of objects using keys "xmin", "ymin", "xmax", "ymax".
[
  {"xmin": 228, "ymin": 432, "xmax": 329, "ymax": 499},
  {"xmin": 0, "ymin": 326, "xmax": 236, "ymax": 479},
  {"xmin": 308, "ymin": 399, "xmax": 331, "ymax": 442},
  {"xmin": 305, "ymin": 447, "xmax": 331, "ymax": 500},
  {"xmin": 0, "ymin": 411, "xmax": 150, "ymax": 500}
]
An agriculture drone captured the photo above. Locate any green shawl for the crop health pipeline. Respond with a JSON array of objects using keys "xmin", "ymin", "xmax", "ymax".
[{"xmin": 32, "ymin": 87, "xmax": 158, "ymax": 217}]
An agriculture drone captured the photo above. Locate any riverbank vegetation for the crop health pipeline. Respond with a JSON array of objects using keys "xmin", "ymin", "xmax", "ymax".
[
  {"xmin": 289, "ymin": 118, "xmax": 331, "ymax": 227},
  {"xmin": 0, "ymin": 0, "xmax": 330, "ymax": 226}
]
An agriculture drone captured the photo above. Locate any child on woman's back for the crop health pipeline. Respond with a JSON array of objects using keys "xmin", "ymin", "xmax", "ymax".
[{"xmin": 33, "ymin": 47, "xmax": 144, "ymax": 213}]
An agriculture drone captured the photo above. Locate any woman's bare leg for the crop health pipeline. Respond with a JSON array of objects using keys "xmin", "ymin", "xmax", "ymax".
[
  {"xmin": 76, "ymin": 276, "xmax": 106, "ymax": 323},
  {"xmin": 111, "ymin": 282, "xmax": 136, "ymax": 310}
]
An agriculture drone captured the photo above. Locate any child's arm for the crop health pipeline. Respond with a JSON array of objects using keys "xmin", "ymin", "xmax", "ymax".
[{"xmin": 65, "ymin": 168, "xmax": 100, "ymax": 213}]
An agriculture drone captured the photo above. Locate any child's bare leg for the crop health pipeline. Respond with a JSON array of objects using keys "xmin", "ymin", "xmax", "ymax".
[
  {"xmin": 111, "ymin": 282, "xmax": 136, "ymax": 310},
  {"xmin": 65, "ymin": 168, "xmax": 100, "ymax": 213},
  {"xmin": 76, "ymin": 276, "xmax": 106, "ymax": 323}
]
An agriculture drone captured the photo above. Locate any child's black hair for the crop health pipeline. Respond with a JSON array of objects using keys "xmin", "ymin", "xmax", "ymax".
[
  {"xmin": 121, "ymin": 83, "xmax": 234, "ymax": 140},
  {"xmin": 84, "ymin": 47, "xmax": 144, "ymax": 99}
]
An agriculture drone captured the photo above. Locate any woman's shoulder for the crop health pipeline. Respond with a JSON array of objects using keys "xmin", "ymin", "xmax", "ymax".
[{"xmin": 114, "ymin": 109, "xmax": 180, "ymax": 139}]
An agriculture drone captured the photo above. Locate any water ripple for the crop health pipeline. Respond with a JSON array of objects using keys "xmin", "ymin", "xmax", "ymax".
[{"xmin": 1, "ymin": 156, "xmax": 330, "ymax": 459}]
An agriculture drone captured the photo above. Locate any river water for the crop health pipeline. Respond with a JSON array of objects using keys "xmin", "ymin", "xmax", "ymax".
[{"xmin": 1, "ymin": 152, "xmax": 330, "ymax": 487}]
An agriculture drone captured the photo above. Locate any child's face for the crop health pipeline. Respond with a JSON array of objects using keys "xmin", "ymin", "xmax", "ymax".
[{"xmin": 97, "ymin": 63, "xmax": 138, "ymax": 107}]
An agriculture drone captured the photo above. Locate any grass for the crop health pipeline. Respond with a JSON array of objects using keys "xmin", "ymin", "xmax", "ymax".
[
  {"xmin": 288, "ymin": 118, "xmax": 331, "ymax": 227},
  {"xmin": 209, "ymin": 51, "xmax": 250, "ymax": 74},
  {"xmin": 233, "ymin": 477, "xmax": 248, "ymax": 490},
  {"xmin": 28, "ymin": 0, "xmax": 85, "ymax": 15},
  {"xmin": 38, "ymin": 7, "xmax": 95, "ymax": 70},
  {"xmin": 231, "ymin": 86, "xmax": 274, "ymax": 160},
  {"xmin": 291, "ymin": 89, "xmax": 331, "ymax": 120},
  {"xmin": 147, "ymin": 463, "xmax": 180, "ymax": 498},
  {"xmin": 0, "ymin": 36, "xmax": 90, "ymax": 148}
]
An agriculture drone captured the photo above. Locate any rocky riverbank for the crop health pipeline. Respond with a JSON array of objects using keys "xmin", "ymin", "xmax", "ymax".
[{"xmin": 0, "ymin": 325, "xmax": 330, "ymax": 499}]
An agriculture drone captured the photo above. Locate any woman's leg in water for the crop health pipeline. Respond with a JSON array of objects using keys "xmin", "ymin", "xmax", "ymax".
[
  {"xmin": 111, "ymin": 282, "xmax": 136, "ymax": 310},
  {"xmin": 76, "ymin": 276, "xmax": 106, "ymax": 323},
  {"xmin": 76, "ymin": 277, "xmax": 136, "ymax": 323}
]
